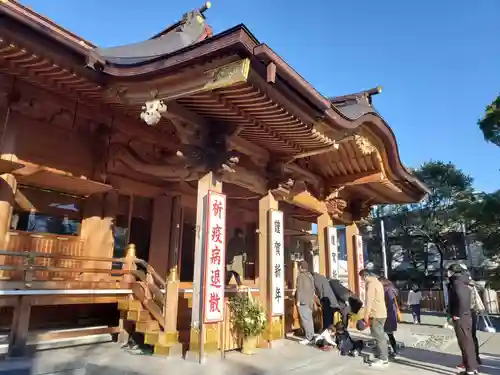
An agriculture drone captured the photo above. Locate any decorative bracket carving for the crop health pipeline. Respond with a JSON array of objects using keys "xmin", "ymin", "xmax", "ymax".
[
  {"xmin": 354, "ymin": 135, "xmax": 377, "ymax": 155},
  {"xmin": 325, "ymin": 198, "xmax": 348, "ymax": 219},
  {"xmin": 140, "ymin": 99, "xmax": 167, "ymax": 126},
  {"xmin": 349, "ymin": 199, "xmax": 373, "ymax": 221}
]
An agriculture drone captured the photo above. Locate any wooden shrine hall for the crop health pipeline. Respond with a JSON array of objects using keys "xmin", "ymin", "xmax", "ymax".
[{"xmin": 0, "ymin": 1, "xmax": 428, "ymax": 359}]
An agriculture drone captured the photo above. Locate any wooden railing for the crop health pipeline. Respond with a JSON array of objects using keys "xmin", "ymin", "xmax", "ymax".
[{"xmin": 2, "ymin": 231, "xmax": 84, "ymax": 280}]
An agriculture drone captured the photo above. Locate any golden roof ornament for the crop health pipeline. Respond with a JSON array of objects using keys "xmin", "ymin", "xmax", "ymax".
[{"xmin": 354, "ymin": 134, "xmax": 377, "ymax": 155}]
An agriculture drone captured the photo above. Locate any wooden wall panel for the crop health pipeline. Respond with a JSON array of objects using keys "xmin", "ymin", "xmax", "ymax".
[{"xmin": 13, "ymin": 113, "xmax": 94, "ymax": 177}]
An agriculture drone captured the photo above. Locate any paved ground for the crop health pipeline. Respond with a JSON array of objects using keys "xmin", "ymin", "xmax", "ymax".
[{"xmin": 1, "ymin": 321, "xmax": 499, "ymax": 375}]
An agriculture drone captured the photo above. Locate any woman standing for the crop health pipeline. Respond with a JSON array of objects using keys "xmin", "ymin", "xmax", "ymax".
[
  {"xmin": 407, "ymin": 285, "xmax": 422, "ymax": 324},
  {"xmin": 380, "ymin": 277, "xmax": 400, "ymax": 358}
]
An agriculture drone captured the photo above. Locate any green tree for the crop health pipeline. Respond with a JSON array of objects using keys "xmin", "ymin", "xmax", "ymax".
[
  {"xmin": 370, "ymin": 161, "xmax": 474, "ymax": 284},
  {"xmin": 478, "ymin": 94, "xmax": 500, "ymax": 147},
  {"xmin": 461, "ymin": 190, "xmax": 500, "ymax": 287}
]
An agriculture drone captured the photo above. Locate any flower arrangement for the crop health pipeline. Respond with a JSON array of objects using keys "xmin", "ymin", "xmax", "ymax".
[{"xmin": 228, "ymin": 290, "xmax": 267, "ymax": 338}]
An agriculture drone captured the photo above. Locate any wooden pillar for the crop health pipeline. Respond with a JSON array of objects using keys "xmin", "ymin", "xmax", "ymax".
[
  {"xmin": 148, "ymin": 196, "xmax": 173, "ymax": 280},
  {"xmin": 153, "ymin": 195, "xmax": 183, "ymax": 357},
  {"xmin": 118, "ymin": 244, "xmax": 136, "ymax": 343},
  {"xmin": 0, "ymin": 173, "xmax": 17, "ymax": 279},
  {"xmin": 8, "ymin": 296, "xmax": 31, "ymax": 357},
  {"xmin": 187, "ymin": 172, "xmax": 222, "ymax": 362},
  {"xmin": 316, "ymin": 213, "xmax": 332, "ymax": 276},
  {"xmin": 345, "ymin": 223, "xmax": 359, "ymax": 293},
  {"xmin": 80, "ymin": 191, "xmax": 117, "ymax": 279},
  {"xmin": 257, "ymin": 192, "xmax": 281, "ymax": 347},
  {"xmin": 103, "ymin": 192, "xmax": 118, "ymax": 262}
]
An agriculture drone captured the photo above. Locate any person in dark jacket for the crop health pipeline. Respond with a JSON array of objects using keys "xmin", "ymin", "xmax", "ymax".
[
  {"xmin": 329, "ymin": 278, "xmax": 362, "ymax": 324},
  {"xmin": 226, "ymin": 228, "xmax": 245, "ymax": 286},
  {"xmin": 379, "ymin": 276, "xmax": 400, "ymax": 358},
  {"xmin": 455, "ymin": 265, "xmax": 482, "ymax": 370},
  {"xmin": 312, "ymin": 272, "xmax": 339, "ymax": 329},
  {"xmin": 447, "ymin": 263, "xmax": 478, "ymax": 375}
]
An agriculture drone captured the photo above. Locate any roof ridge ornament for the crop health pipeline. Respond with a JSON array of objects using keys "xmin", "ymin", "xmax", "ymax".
[{"xmin": 86, "ymin": 2, "xmax": 214, "ymax": 70}]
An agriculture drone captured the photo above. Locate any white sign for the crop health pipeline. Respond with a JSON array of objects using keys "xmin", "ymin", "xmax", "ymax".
[
  {"xmin": 327, "ymin": 226, "xmax": 339, "ymax": 279},
  {"xmin": 269, "ymin": 209, "xmax": 285, "ymax": 316},
  {"xmin": 203, "ymin": 191, "xmax": 227, "ymax": 324},
  {"xmin": 354, "ymin": 234, "xmax": 365, "ymax": 303}
]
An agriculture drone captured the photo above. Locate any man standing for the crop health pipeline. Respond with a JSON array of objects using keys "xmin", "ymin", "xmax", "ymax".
[
  {"xmin": 359, "ymin": 268, "xmax": 389, "ymax": 367},
  {"xmin": 296, "ymin": 260, "xmax": 316, "ymax": 344},
  {"xmin": 226, "ymin": 228, "xmax": 245, "ymax": 286},
  {"xmin": 447, "ymin": 263, "xmax": 479, "ymax": 375},
  {"xmin": 312, "ymin": 272, "xmax": 339, "ymax": 329}
]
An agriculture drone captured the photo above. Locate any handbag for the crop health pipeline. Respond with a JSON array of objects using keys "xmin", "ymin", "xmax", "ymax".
[{"xmin": 394, "ymin": 297, "xmax": 402, "ymax": 322}]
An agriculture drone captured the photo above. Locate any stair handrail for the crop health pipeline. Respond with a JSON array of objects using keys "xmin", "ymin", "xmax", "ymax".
[
  {"xmin": 121, "ymin": 244, "xmax": 180, "ymax": 333},
  {"xmin": 134, "ymin": 258, "xmax": 166, "ymax": 289}
]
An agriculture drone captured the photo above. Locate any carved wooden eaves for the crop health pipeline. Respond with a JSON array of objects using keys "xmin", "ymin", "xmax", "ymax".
[{"xmin": 106, "ymin": 59, "xmax": 251, "ymax": 105}]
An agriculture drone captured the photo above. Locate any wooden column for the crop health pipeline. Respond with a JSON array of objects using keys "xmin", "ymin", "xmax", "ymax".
[
  {"xmin": 8, "ymin": 296, "xmax": 31, "ymax": 357},
  {"xmin": 0, "ymin": 173, "xmax": 17, "ymax": 279},
  {"xmin": 257, "ymin": 192, "xmax": 279, "ymax": 347},
  {"xmin": 187, "ymin": 172, "xmax": 222, "ymax": 362},
  {"xmin": 80, "ymin": 192, "xmax": 117, "ymax": 279},
  {"xmin": 154, "ymin": 195, "xmax": 183, "ymax": 357},
  {"xmin": 148, "ymin": 196, "xmax": 173, "ymax": 280},
  {"xmin": 103, "ymin": 192, "xmax": 118, "ymax": 263},
  {"xmin": 316, "ymin": 213, "xmax": 332, "ymax": 276},
  {"xmin": 345, "ymin": 223, "xmax": 359, "ymax": 293}
]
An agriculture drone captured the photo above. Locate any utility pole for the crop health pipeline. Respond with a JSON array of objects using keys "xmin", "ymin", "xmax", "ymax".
[{"xmin": 380, "ymin": 218, "xmax": 388, "ymax": 278}]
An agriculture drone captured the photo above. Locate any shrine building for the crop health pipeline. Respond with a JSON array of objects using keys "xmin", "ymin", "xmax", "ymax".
[{"xmin": 0, "ymin": 1, "xmax": 428, "ymax": 359}]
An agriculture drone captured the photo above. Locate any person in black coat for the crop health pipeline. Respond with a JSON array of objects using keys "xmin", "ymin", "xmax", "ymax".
[
  {"xmin": 447, "ymin": 263, "xmax": 478, "ymax": 375},
  {"xmin": 312, "ymin": 272, "xmax": 339, "ymax": 329},
  {"xmin": 329, "ymin": 278, "xmax": 362, "ymax": 325}
]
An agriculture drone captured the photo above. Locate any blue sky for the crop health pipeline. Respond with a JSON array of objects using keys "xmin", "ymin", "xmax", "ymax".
[{"xmin": 22, "ymin": 0, "xmax": 500, "ymax": 192}]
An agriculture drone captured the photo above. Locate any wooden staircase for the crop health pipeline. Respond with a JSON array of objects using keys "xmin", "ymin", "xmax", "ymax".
[{"xmin": 117, "ymin": 246, "xmax": 182, "ymax": 357}]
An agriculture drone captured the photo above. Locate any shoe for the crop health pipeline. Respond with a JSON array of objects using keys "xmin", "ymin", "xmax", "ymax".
[
  {"xmin": 390, "ymin": 352, "xmax": 400, "ymax": 360},
  {"xmin": 370, "ymin": 359, "xmax": 389, "ymax": 367},
  {"xmin": 458, "ymin": 372, "xmax": 478, "ymax": 375},
  {"xmin": 457, "ymin": 364, "xmax": 465, "ymax": 369},
  {"xmin": 299, "ymin": 339, "xmax": 311, "ymax": 345}
]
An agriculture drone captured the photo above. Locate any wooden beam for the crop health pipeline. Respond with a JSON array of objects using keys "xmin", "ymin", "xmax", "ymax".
[
  {"xmin": 280, "ymin": 191, "xmax": 326, "ymax": 215},
  {"xmin": 330, "ymin": 171, "xmax": 385, "ymax": 186},
  {"xmin": 14, "ymin": 189, "xmax": 34, "ymax": 211},
  {"xmin": 30, "ymin": 296, "xmax": 124, "ymax": 306},
  {"xmin": 108, "ymin": 59, "xmax": 251, "ymax": 105},
  {"xmin": 284, "ymin": 163, "xmax": 324, "ymax": 189},
  {"xmin": 107, "ymin": 175, "xmax": 165, "ymax": 198},
  {"xmin": 35, "ymin": 327, "xmax": 120, "ymax": 341},
  {"xmin": 289, "ymin": 144, "xmax": 339, "ymax": 161}
]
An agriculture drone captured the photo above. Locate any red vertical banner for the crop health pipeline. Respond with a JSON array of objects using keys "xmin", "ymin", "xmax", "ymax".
[{"xmin": 203, "ymin": 191, "xmax": 227, "ymax": 324}]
